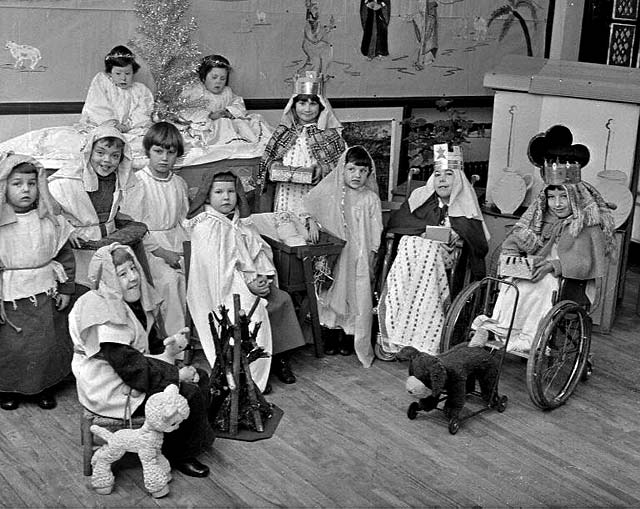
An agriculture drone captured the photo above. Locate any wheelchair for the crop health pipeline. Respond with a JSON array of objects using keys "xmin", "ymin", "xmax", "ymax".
[{"xmin": 440, "ymin": 274, "xmax": 596, "ymax": 410}]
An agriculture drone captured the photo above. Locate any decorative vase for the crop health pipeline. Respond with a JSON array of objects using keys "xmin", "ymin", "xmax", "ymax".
[{"xmin": 491, "ymin": 167, "xmax": 532, "ymax": 215}]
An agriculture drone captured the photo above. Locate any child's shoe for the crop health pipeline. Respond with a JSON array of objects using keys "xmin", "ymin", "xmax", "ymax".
[
  {"xmin": 0, "ymin": 392, "xmax": 20, "ymax": 410},
  {"xmin": 36, "ymin": 390, "xmax": 57, "ymax": 410},
  {"xmin": 339, "ymin": 333, "xmax": 353, "ymax": 356},
  {"xmin": 322, "ymin": 327, "xmax": 338, "ymax": 355}
]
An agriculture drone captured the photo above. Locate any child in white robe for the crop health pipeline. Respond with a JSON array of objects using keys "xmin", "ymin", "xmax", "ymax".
[
  {"xmin": 0, "ymin": 154, "xmax": 76, "ymax": 411},
  {"xmin": 121, "ymin": 122, "xmax": 189, "ymax": 336}
]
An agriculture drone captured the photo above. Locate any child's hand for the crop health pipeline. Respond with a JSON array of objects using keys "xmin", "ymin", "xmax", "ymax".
[
  {"xmin": 152, "ymin": 247, "xmax": 182, "ymax": 269},
  {"xmin": 55, "ymin": 293, "xmax": 71, "ymax": 311},
  {"xmin": 208, "ymin": 110, "xmax": 231, "ymax": 121},
  {"xmin": 306, "ymin": 217, "xmax": 320, "ymax": 243},
  {"xmin": 179, "ymin": 365, "xmax": 199, "ymax": 383},
  {"xmin": 531, "ymin": 258, "xmax": 554, "ymax": 283},
  {"xmin": 68, "ymin": 230, "xmax": 87, "ymax": 249},
  {"xmin": 310, "ymin": 163, "xmax": 322, "ymax": 184},
  {"xmin": 248, "ymin": 275, "xmax": 271, "ymax": 297}
]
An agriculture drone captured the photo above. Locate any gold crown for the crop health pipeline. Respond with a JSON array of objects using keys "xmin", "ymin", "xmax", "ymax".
[
  {"xmin": 433, "ymin": 144, "xmax": 463, "ymax": 172},
  {"xmin": 542, "ymin": 160, "xmax": 581, "ymax": 185},
  {"xmin": 293, "ymin": 71, "xmax": 324, "ymax": 96}
]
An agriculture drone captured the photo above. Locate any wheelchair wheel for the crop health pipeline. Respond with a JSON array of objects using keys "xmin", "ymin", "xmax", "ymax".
[
  {"xmin": 440, "ymin": 279, "xmax": 488, "ymax": 352},
  {"xmin": 448, "ymin": 418, "xmax": 460, "ymax": 435},
  {"xmin": 374, "ymin": 341, "xmax": 396, "ymax": 362},
  {"xmin": 526, "ymin": 301, "xmax": 591, "ymax": 410}
]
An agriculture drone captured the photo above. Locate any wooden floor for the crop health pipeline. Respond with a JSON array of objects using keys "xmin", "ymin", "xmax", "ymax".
[{"xmin": 2, "ymin": 273, "xmax": 640, "ymax": 508}]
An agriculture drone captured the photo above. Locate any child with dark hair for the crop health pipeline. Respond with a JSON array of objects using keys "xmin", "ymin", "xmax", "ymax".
[
  {"xmin": 120, "ymin": 122, "xmax": 189, "ymax": 336},
  {"xmin": 186, "ymin": 169, "xmax": 306, "ymax": 390},
  {"xmin": 179, "ymin": 54, "xmax": 273, "ymax": 163},
  {"xmin": 255, "ymin": 71, "xmax": 346, "ymax": 217},
  {"xmin": 0, "ymin": 45, "xmax": 154, "ymax": 169},
  {"xmin": 48, "ymin": 125, "xmax": 147, "ymax": 289},
  {"xmin": 304, "ymin": 146, "xmax": 383, "ymax": 367},
  {"xmin": 0, "ymin": 154, "xmax": 76, "ymax": 411}
]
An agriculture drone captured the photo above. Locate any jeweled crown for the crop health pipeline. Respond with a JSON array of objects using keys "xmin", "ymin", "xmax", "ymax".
[
  {"xmin": 542, "ymin": 160, "xmax": 582, "ymax": 185},
  {"xmin": 293, "ymin": 71, "xmax": 324, "ymax": 96},
  {"xmin": 433, "ymin": 144, "xmax": 463, "ymax": 172}
]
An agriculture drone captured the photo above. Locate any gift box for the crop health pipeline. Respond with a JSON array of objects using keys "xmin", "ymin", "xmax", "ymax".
[
  {"xmin": 270, "ymin": 166, "xmax": 314, "ymax": 184},
  {"xmin": 424, "ymin": 225, "xmax": 451, "ymax": 243},
  {"xmin": 498, "ymin": 254, "xmax": 540, "ymax": 279}
]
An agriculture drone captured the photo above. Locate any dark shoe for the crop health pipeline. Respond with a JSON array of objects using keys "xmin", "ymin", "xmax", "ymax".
[
  {"xmin": 274, "ymin": 356, "xmax": 296, "ymax": 384},
  {"xmin": 36, "ymin": 391, "xmax": 57, "ymax": 410},
  {"xmin": 0, "ymin": 393, "xmax": 19, "ymax": 411},
  {"xmin": 262, "ymin": 382, "xmax": 273, "ymax": 395},
  {"xmin": 173, "ymin": 458, "xmax": 210, "ymax": 478},
  {"xmin": 339, "ymin": 334, "xmax": 353, "ymax": 356},
  {"xmin": 322, "ymin": 327, "xmax": 338, "ymax": 355}
]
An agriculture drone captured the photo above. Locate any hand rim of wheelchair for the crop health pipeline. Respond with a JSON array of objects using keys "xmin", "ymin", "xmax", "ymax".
[
  {"xmin": 440, "ymin": 278, "xmax": 591, "ymax": 410},
  {"xmin": 526, "ymin": 300, "xmax": 591, "ymax": 410}
]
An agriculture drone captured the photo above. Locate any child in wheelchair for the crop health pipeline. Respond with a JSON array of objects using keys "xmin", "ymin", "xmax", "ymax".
[{"xmin": 470, "ymin": 125, "xmax": 614, "ymax": 354}]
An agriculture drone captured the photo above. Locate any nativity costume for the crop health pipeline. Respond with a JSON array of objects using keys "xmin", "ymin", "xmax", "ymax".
[
  {"xmin": 69, "ymin": 243, "xmax": 214, "ymax": 463},
  {"xmin": 0, "ymin": 154, "xmax": 76, "ymax": 396},
  {"xmin": 0, "ymin": 72, "xmax": 153, "ymax": 170},
  {"xmin": 304, "ymin": 147, "xmax": 383, "ymax": 368},
  {"xmin": 186, "ymin": 170, "xmax": 306, "ymax": 392},
  {"xmin": 47, "ymin": 125, "xmax": 147, "ymax": 288},
  {"xmin": 178, "ymin": 83, "xmax": 273, "ymax": 166},
  {"xmin": 379, "ymin": 148, "xmax": 489, "ymax": 355},
  {"xmin": 120, "ymin": 166, "xmax": 189, "ymax": 335},
  {"xmin": 254, "ymin": 75, "xmax": 346, "ymax": 215}
]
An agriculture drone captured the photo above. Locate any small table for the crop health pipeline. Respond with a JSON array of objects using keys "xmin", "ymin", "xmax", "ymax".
[{"xmin": 262, "ymin": 233, "xmax": 345, "ymax": 357}]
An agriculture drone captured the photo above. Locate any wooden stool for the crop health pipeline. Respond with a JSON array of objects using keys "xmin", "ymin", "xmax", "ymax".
[{"xmin": 81, "ymin": 408, "xmax": 145, "ymax": 476}]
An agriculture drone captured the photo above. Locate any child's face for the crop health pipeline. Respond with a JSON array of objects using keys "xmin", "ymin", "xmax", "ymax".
[
  {"xmin": 148, "ymin": 145, "xmax": 178, "ymax": 177},
  {"xmin": 208, "ymin": 181, "xmax": 237, "ymax": 215},
  {"xmin": 294, "ymin": 98, "xmax": 320, "ymax": 124},
  {"xmin": 6, "ymin": 171, "xmax": 37, "ymax": 212},
  {"xmin": 547, "ymin": 188, "xmax": 572, "ymax": 219},
  {"xmin": 90, "ymin": 139, "xmax": 123, "ymax": 177},
  {"xmin": 115, "ymin": 259, "xmax": 141, "ymax": 303},
  {"xmin": 433, "ymin": 169, "xmax": 455, "ymax": 202},
  {"xmin": 109, "ymin": 64, "xmax": 134, "ymax": 89},
  {"xmin": 204, "ymin": 68, "xmax": 228, "ymax": 95},
  {"xmin": 343, "ymin": 162, "xmax": 370, "ymax": 190}
]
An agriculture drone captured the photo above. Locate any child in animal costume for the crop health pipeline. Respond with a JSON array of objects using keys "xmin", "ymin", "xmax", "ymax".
[
  {"xmin": 470, "ymin": 125, "xmax": 614, "ymax": 353},
  {"xmin": 0, "ymin": 153, "xmax": 76, "ymax": 411}
]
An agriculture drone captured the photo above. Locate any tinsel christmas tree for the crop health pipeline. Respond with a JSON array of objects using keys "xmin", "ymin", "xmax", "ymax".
[{"xmin": 130, "ymin": 0, "xmax": 202, "ymax": 121}]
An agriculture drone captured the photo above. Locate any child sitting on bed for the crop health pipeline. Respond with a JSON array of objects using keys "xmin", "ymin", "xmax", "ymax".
[
  {"xmin": 178, "ymin": 54, "xmax": 273, "ymax": 164},
  {"xmin": 304, "ymin": 146, "xmax": 383, "ymax": 367},
  {"xmin": 254, "ymin": 71, "xmax": 346, "ymax": 220},
  {"xmin": 0, "ymin": 46, "xmax": 154, "ymax": 169},
  {"xmin": 0, "ymin": 154, "xmax": 76, "ymax": 411},
  {"xmin": 120, "ymin": 122, "xmax": 189, "ymax": 336},
  {"xmin": 186, "ymin": 170, "xmax": 306, "ymax": 391},
  {"xmin": 469, "ymin": 125, "xmax": 614, "ymax": 353}
]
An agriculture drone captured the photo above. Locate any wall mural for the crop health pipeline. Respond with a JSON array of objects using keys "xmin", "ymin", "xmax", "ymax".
[{"xmin": 0, "ymin": 0, "xmax": 549, "ymax": 103}]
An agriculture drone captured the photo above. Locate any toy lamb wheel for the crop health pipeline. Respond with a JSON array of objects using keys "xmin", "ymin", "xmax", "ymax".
[
  {"xmin": 407, "ymin": 402, "xmax": 420, "ymax": 420},
  {"xmin": 448, "ymin": 418, "xmax": 460, "ymax": 435}
]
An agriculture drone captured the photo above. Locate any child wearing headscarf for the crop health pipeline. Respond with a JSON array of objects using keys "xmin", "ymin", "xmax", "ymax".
[
  {"xmin": 48, "ymin": 125, "xmax": 147, "ymax": 288},
  {"xmin": 186, "ymin": 169, "xmax": 306, "ymax": 391},
  {"xmin": 69, "ymin": 243, "xmax": 214, "ymax": 477},
  {"xmin": 254, "ymin": 72, "xmax": 346, "ymax": 217},
  {"xmin": 304, "ymin": 146, "xmax": 383, "ymax": 367},
  {"xmin": 470, "ymin": 126, "xmax": 614, "ymax": 353},
  {"xmin": 379, "ymin": 144, "xmax": 489, "ymax": 356},
  {"xmin": 0, "ymin": 153, "xmax": 76, "ymax": 411}
]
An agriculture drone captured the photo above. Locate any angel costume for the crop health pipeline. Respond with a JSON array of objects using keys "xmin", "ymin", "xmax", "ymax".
[
  {"xmin": 378, "ymin": 165, "xmax": 489, "ymax": 355},
  {"xmin": 472, "ymin": 182, "xmax": 613, "ymax": 353},
  {"xmin": 186, "ymin": 170, "xmax": 305, "ymax": 391},
  {"xmin": 48, "ymin": 126, "xmax": 147, "ymax": 287},
  {"xmin": 120, "ymin": 166, "xmax": 189, "ymax": 335},
  {"xmin": 255, "ymin": 94, "xmax": 345, "ymax": 215},
  {"xmin": 178, "ymin": 83, "xmax": 273, "ymax": 166},
  {"xmin": 304, "ymin": 147, "xmax": 383, "ymax": 367},
  {"xmin": 0, "ymin": 72, "xmax": 153, "ymax": 170},
  {"xmin": 69, "ymin": 243, "xmax": 213, "ymax": 462},
  {"xmin": 0, "ymin": 154, "xmax": 75, "ymax": 395}
]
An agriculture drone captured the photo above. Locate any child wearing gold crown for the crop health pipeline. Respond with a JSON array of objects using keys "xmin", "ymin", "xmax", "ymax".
[
  {"xmin": 378, "ymin": 144, "xmax": 489, "ymax": 356},
  {"xmin": 254, "ymin": 71, "xmax": 346, "ymax": 221},
  {"xmin": 0, "ymin": 46, "xmax": 154, "ymax": 169},
  {"xmin": 178, "ymin": 54, "xmax": 274, "ymax": 164},
  {"xmin": 470, "ymin": 125, "xmax": 614, "ymax": 353}
]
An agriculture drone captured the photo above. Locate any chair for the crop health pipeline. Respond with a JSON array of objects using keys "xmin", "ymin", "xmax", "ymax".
[{"xmin": 81, "ymin": 408, "xmax": 145, "ymax": 476}]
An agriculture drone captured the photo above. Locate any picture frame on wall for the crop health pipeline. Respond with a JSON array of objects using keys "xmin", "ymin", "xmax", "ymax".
[{"xmin": 336, "ymin": 106, "xmax": 403, "ymax": 201}]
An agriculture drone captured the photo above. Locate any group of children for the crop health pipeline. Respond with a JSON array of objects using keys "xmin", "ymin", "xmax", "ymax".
[{"xmin": 0, "ymin": 43, "xmax": 616, "ymax": 478}]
